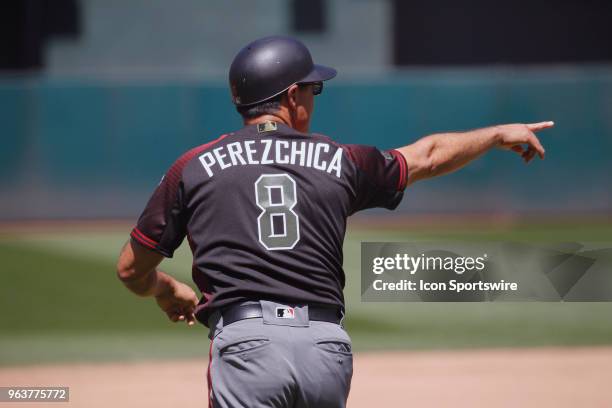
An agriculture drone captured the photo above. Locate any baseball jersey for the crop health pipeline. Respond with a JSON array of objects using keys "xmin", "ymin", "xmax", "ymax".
[{"xmin": 130, "ymin": 122, "xmax": 408, "ymax": 325}]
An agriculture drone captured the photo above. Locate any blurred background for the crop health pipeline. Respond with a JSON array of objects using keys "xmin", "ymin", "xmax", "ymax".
[{"xmin": 1, "ymin": 0, "xmax": 611, "ymax": 366}]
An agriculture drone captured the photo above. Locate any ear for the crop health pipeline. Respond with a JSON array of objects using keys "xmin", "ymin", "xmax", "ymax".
[{"xmin": 286, "ymin": 84, "xmax": 299, "ymax": 110}]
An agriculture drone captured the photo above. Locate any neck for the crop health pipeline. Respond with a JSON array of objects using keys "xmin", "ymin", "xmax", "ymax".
[{"xmin": 244, "ymin": 113, "xmax": 291, "ymax": 128}]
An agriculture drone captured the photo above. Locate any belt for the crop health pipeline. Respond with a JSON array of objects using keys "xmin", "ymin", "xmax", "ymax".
[{"xmin": 221, "ymin": 303, "xmax": 343, "ymax": 326}]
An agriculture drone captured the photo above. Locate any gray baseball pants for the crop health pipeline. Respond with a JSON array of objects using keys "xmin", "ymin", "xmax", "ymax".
[{"xmin": 206, "ymin": 301, "xmax": 353, "ymax": 408}]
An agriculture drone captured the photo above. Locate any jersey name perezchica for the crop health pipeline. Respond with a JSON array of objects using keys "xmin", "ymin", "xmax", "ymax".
[
  {"xmin": 130, "ymin": 122, "xmax": 408, "ymax": 325},
  {"xmin": 199, "ymin": 138, "xmax": 344, "ymax": 178}
]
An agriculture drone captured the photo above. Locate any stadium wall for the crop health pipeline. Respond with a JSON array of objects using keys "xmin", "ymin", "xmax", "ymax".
[{"xmin": 1, "ymin": 67, "xmax": 611, "ymax": 219}]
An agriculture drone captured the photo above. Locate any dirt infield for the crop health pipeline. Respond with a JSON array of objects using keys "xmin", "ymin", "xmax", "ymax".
[{"xmin": 1, "ymin": 347, "xmax": 611, "ymax": 407}]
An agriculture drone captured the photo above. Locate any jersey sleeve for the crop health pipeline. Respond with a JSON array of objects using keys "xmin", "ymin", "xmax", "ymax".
[
  {"xmin": 343, "ymin": 144, "xmax": 408, "ymax": 214},
  {"xmin": 130, "ymin": 160, "xmax": 189, "ymax": 258}
]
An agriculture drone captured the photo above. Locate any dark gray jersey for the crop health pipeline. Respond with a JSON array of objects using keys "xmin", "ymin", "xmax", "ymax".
[{"xmin": 131, "ymin": 122, "xmax": 407, "ymax": 325}]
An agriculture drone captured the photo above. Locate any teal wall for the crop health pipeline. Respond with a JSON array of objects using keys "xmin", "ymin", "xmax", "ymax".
[{"xmin": 1, "ymin": 68, "xmax": 611, "ymax": 219}]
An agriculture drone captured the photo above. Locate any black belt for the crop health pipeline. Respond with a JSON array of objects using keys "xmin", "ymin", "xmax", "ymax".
[{"xmin": 221, "ymin": 303, "xmax": 343, "ymax": 326}]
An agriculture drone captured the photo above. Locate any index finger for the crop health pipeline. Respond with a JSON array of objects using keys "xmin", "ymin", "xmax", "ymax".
[{"xmin": 526, "ymin": 121, "xmax": 555, "ymax": 132}]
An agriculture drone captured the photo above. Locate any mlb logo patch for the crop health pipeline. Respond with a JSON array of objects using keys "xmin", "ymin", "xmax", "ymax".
[
  {"xmin": 257, "ymin": 121, "xmax": 278, "ymax": 133},
  {"xmin": 276, "ymin": 307, "xmax": 295, "ymax": 319}
]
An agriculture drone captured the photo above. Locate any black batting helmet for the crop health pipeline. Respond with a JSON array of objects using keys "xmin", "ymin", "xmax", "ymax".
[{"xmin": 229, "ymin": 36, "xmax": 337, "ymax": 107}]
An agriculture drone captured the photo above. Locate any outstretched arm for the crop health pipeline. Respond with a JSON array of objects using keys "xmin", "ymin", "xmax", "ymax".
[
  {"xmin": 397, "ymin": 121, "xmax": 554, "ymax": 186},
  {"xmin": 117, "ymin": 241, "xmax": 198, "ymax": 326}
]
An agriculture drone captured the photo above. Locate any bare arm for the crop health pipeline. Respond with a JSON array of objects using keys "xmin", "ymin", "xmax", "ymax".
[
  {"xmin": 117, "ymin": 241, "xmax": 198, "ymax": 326},
  {"xmin": 397, "ymin": 121, "xmax": 554, "ymax": 186}
]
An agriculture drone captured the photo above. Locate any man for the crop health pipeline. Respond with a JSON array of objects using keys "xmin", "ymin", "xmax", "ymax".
[{"xmin": 117, "ymin": 36, "xmax": 553, "ymax": 407}]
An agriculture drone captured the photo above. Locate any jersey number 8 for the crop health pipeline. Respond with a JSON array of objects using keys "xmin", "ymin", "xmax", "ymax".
[{"xmin": 254, "ymin": 174, "xmax": 300, "ymax": 250}]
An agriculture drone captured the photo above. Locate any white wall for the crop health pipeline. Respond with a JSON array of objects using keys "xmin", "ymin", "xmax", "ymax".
[{"xmin": 46, "ymin": 0, "xmax": 392, "ymax": 79}]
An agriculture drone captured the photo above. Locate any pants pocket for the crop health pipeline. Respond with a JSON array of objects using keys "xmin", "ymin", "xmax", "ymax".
[
  {"xmin": 315, "ymin": 338, "xmax": 353, "ymax": 356},
  {"xmin": 219, "ymin": 337, "xmax": 270, "ymax": 355}
]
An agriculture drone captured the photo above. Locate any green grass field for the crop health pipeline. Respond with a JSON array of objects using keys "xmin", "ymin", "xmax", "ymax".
[{"xmin": 1, "ymin": 221, "xmax": 611, "ymax": 366}]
